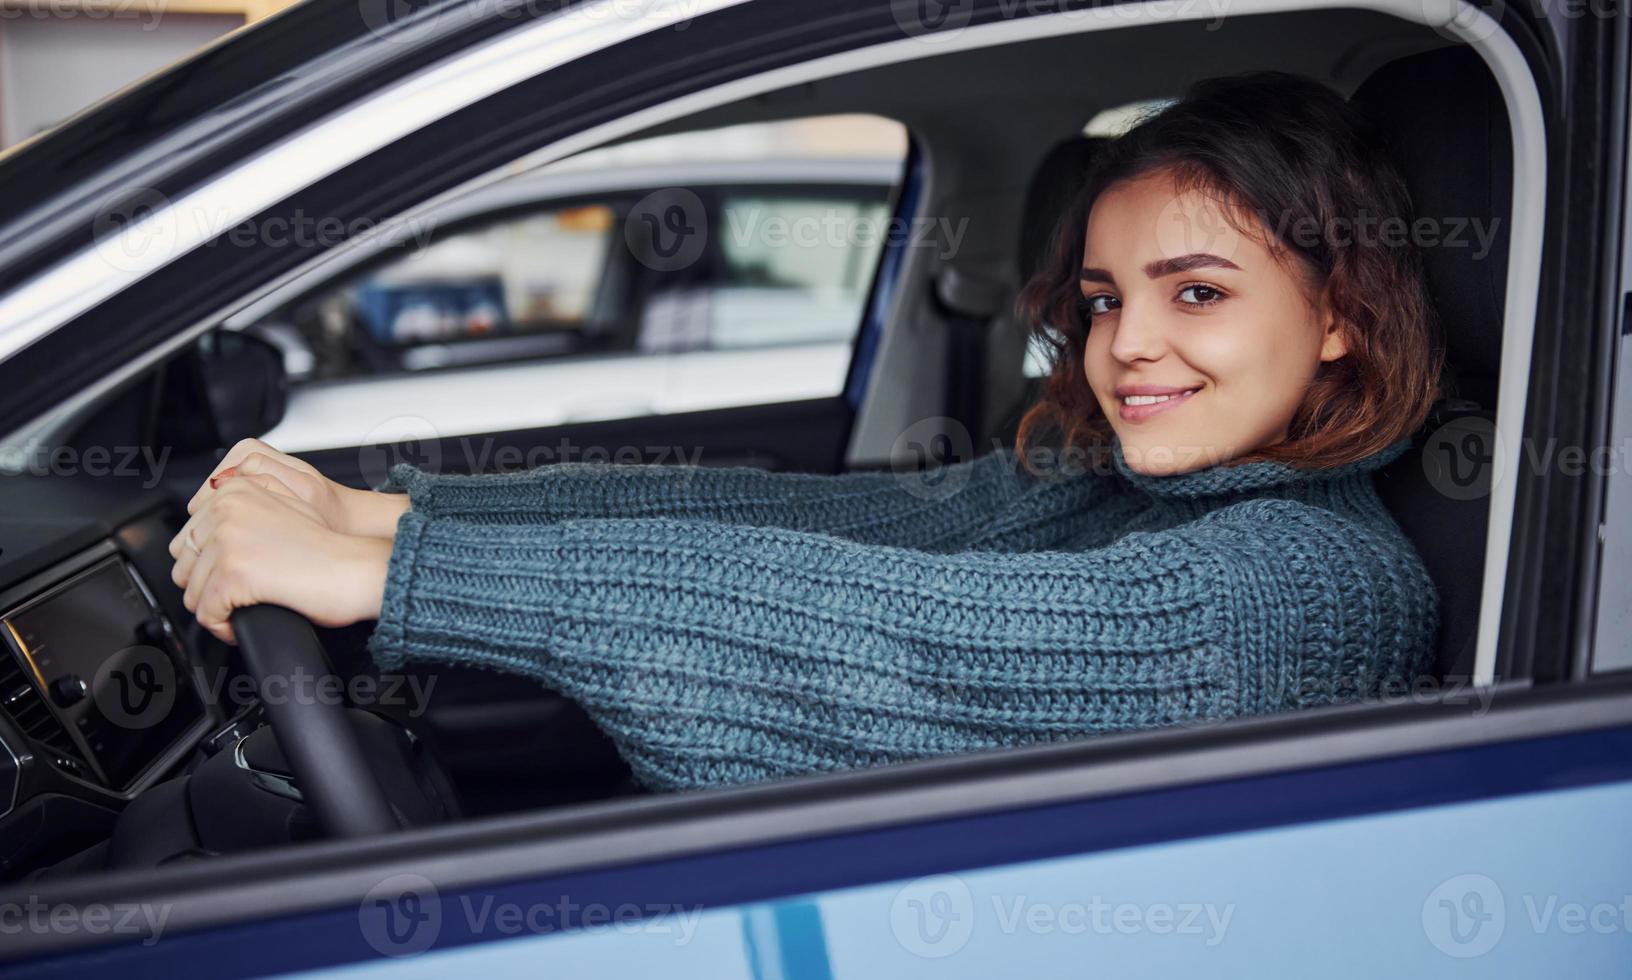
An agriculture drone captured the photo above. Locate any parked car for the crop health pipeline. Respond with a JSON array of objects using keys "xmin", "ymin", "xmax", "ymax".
[
  {"xmin": 0, "ymin": 0, "xmax": 1626, "ymax": 976},
  {"xmin": 231, "ymin": 154, "xmax": 899, "ymax": 451}
]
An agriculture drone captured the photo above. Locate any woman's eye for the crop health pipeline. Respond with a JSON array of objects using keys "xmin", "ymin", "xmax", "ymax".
[
  {"xmin": 1177, "ymin": 284, "xmax": 1224, "ymax": 306},
  {"xmin": 1079, "ymin": 294, "xmax": 1119, "ymax": 319}
]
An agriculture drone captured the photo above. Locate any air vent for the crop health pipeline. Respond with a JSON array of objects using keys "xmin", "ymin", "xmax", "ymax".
[{"xmin": 0, "ymin": 648, "xmax": 94, "ymax": 778}]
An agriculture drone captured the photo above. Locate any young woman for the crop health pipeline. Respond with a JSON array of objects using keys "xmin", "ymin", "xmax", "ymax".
[{"xmin": 169, "ymin": 71, "xmax": 1443, "ymax": 792}]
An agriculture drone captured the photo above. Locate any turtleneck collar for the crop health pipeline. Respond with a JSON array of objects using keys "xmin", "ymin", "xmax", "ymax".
[{"xmin": 1109, "ymin": 434, "xmax": 1412, "ymax": 501}]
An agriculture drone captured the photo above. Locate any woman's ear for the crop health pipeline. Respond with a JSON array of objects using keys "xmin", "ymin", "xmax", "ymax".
[{"xmin": 1317, "ymin": 306, "xmax": 1348, "ymax": 363}]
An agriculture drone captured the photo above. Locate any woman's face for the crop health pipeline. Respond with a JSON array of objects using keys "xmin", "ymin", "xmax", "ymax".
[{"xmin": 1079, "ymin": 170, "xmax": 1348, "ymax": 475}]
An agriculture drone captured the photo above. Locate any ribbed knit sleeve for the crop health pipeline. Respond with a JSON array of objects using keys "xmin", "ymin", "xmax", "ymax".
[
  {"xmin": 365, "ymin": 496, "xmax": 1435, "ymax": 792},
  {"xmin": 375, "ymin": 450, "xmax": 1116, "ymax": 550}
]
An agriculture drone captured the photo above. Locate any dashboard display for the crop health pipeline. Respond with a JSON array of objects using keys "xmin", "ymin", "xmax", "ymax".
[{"xmin": 2, "ymin": 557, "xmax": 203, "ymax": 789}]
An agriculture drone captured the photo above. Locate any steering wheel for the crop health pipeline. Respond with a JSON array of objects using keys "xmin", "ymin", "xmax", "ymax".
[{"xmin": 229, "ymin": 605, "xmax": 400, "ymax": 838}]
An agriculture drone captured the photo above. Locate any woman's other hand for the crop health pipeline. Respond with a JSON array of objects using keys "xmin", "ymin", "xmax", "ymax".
[
  {"xmin": 169, "ymin": 471, "xmax": 393, "ymax": 645},
  {"xmin": 187, "ymin": 437, "xmax": 408, "ymax": 538}
]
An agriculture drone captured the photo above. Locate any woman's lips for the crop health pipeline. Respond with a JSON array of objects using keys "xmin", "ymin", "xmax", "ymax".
[{"xmin": 1118, "ymin": 386, "xmax": 1201, "ymax": 422}]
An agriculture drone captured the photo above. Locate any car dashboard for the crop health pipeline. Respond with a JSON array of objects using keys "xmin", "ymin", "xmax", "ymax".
[{"xmin": 0, "ymin": 470, "xmax": 223, "ymax": 878}]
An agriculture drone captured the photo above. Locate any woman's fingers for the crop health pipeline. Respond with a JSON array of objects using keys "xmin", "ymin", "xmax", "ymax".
[
  {"xmin": 235, "ymin": 453, "xmax": 317, "ymax": 499},
  {"xmin": 181, "ymin": 538, "xmax": 218, "ymax": 620},
  {"xmin": 195, "ymin": 556, "xmax": 242, "ymax": 646},
  {"xmin": 170, "ymin": 530, "xmax": 198, "ymax": 588},
  {"xmin": 187, "ymin": 440, "xmax": 313, "ymax": 515},
  {"xmin": 169, "ymin": 468, "xmax": 386, "ymax": 644},
  {"xmin": 167, "ymin": 511, "xmax": 200, "ymax": 561}
]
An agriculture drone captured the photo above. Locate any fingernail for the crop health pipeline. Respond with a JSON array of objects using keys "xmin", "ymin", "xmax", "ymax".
[{"xmin": 209, "ymin": 467, "xmax": 239, "ymax": 489}]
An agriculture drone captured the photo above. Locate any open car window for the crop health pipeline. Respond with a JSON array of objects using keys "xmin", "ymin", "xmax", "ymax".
[{"xmin": 247, "ymin": 114, "xmax": 907, "ymax": 453}]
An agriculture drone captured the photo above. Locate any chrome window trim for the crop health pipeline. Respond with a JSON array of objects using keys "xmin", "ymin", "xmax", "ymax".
[{"xmin": 0, "ymin": 0, "xmax": 1545, "ymax": 689}]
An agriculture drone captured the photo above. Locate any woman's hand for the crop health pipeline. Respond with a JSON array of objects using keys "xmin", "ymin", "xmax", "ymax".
[
  {"xmin": 169, "ymin": 472, "xmax": 393, "ymax": 645},
  {"xmin": 187, "ymin": 438, "xmax": 409, "ymax": 539}
]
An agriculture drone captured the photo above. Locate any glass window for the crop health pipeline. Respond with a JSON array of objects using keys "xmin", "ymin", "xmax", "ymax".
[
  {"xmin": 295, "ymin": 202, "xmax": 617, "ymax": 379},
  {"xmin": 637, "ymin": 194, "xmax": 892, "ymax": 353},
  {"xmin": 253, "ymin": 113, "xmax": 909, "ymax": 452}
]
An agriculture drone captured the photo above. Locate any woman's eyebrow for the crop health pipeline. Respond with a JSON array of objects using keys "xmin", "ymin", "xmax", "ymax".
[
  {"xmin": 1143, "ymin": 252, "xmax": 1242, "ymax": 278},
  {"xmin": 1078, "ymin": 252, "xmax": 1241, "ymax": 285}
]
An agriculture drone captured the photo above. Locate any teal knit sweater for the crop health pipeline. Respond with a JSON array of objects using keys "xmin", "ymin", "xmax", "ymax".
[{"xmin": 365, "ymin": 437, "xmax": 1438, "ymax": 792}]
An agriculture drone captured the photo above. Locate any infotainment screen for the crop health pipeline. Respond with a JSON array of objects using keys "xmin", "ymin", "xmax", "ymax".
[{"xmin": 3, "ymin": 557, "xmax": 204, "ymax": 789}]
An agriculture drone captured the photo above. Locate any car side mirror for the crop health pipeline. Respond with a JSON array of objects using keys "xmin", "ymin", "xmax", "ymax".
[{"xmin": 198, "ymin": 329, "xmax": 289, "ymax": 444}]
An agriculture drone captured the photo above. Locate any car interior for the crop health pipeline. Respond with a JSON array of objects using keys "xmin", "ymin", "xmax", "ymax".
[{"xmin": 0, "ymin": 9, "xmax": 1520, "ymax": 883}]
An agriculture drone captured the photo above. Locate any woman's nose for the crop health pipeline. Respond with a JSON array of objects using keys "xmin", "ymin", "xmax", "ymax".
[{"xmin": 1107, "ymin": 302, "xmax": 1169, "ymax": 364}]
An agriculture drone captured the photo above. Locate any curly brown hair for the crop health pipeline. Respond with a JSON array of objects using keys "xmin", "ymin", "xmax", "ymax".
[{"xmin": 1015, "ymin": 71, "xmax": 1444, "ymax": 473}]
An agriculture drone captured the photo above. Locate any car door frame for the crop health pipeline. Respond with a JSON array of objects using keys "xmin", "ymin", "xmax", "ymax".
[{"xmin": 0, "ymin": 0, "xmax": 1623, "ymax": 970}]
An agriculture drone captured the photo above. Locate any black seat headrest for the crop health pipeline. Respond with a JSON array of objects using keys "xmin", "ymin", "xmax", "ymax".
[
  {"xmin": 1018, "ymin": 136, "xmax": 1104, "ymax": 285},
  {"xmin": 1350, "ymin": 46, "xmax": 1512, "ymax": 404}
]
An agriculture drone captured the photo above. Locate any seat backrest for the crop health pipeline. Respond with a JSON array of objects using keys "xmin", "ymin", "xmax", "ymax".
[{"xmin": 1351, "ymin": 46, "xmax": 1513, "ymax": 681}]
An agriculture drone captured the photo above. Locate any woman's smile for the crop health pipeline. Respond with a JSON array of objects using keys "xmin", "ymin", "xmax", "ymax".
[{"xmin": 1115, "ymin": 384, "xmax": 1203, "ymax": 422}]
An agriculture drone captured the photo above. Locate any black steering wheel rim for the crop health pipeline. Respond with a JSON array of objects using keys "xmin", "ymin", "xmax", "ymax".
[{"xmin": 230, "ymin": 604, "xmax": 400, "ymax": 838}]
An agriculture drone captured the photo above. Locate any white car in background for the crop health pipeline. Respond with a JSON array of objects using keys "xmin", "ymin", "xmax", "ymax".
[{"xmin": 231, "ymin": 155, "xmax": 901, "ymax": 452}]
